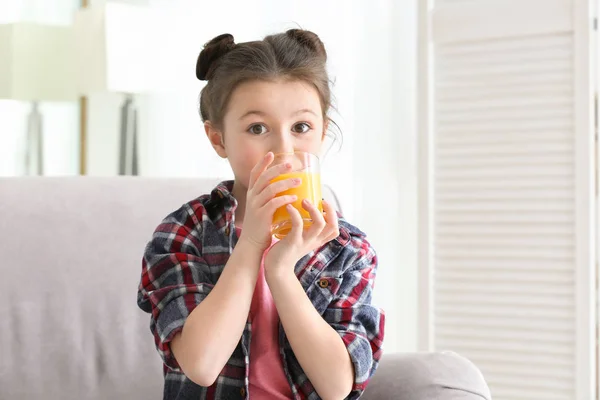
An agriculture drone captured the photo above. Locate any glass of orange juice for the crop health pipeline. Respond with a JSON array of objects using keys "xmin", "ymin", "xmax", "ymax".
[{"xmin": 271, "ymin": 151, "xmax": 322, "ymax": 239}]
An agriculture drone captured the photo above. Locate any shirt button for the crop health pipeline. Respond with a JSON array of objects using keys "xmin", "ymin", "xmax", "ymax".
[
  {"xmin": 318, "ymin": 278, "xmax": 329, "ymax": 288},
  {"xmin": 240, "ymin": 387, "xmax": 246, "ymax": 397}
]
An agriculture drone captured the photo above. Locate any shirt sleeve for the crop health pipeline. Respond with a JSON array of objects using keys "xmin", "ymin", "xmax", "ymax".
[
  {"xmin": 322, "ymin": 238, "xmax": 385, "ymax": 399},
  {"xmin": 137, "ymin": 205, "xmax": 213, "ymax": 372}
]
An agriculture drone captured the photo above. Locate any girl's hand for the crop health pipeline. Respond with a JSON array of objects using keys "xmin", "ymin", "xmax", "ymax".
[
  {"xmin": 238, "ymin": 152, "xmax": 301, "ymax": 251},
  {"xmin": 264, "ymin": 199, "xmax": 339, "ymax": 278}
]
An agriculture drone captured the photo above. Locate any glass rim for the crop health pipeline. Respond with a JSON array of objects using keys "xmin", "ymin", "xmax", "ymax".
[{"xmin": 271, "ymin": 151, "xmax": 320, "ymax": 161}]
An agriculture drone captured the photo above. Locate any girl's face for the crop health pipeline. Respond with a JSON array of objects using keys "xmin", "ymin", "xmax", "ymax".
[{"xmin": 206, "ymin": 79, "xmax": 326, "ymax": 191}]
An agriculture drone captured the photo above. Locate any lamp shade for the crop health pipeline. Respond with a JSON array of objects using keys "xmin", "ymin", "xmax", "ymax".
[
  {"xmin": 73, "ymin": 2, "xmax": 157, "ymax": 95},
  {"xmin": 0, "ymin": 23, "xmax": 76, "ymax": 102}
]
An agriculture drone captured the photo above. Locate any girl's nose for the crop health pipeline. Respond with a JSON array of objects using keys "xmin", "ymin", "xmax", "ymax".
[{"xmin": 271, "ymin": 132, "xmax": 294, "ymax": 155}]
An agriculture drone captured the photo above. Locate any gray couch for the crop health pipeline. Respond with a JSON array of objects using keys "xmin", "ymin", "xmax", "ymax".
[{"xmin": 0, "ymin": 177, "xmax": 491, "ymax": 400}]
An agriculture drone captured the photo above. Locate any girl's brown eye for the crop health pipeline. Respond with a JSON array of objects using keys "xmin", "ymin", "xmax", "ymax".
[
  {"xmin": 293, "ymin": 123, "xmax": 311, "ymax": 133},
  {"xmin": 249, "ymin": 124, "xmax": 267, "ymax": 135}
]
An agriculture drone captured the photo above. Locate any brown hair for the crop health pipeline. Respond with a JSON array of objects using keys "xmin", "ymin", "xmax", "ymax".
[{"xmin": 196, "ymin": 29, "xmax": 333, "ymax": 131}]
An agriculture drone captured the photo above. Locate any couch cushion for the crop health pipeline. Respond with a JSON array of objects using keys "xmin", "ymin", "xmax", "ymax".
[{"xmin": 0, "ymin": 177, "xmax": 220, "ymax": 400}]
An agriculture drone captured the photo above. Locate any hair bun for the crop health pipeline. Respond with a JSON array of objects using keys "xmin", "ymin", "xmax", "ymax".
[
  {"xmin": 285, "ymin": 29, "xmax": 326, "ymax": 60},
  {"xmin": 196, "ymin": 33, "xmax": 236, "ymax": 81}
]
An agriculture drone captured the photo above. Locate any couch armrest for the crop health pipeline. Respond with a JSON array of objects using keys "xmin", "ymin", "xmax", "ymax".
[{"xmin": 361, "ymin": 352, "xmax": 491, "ymax": 400}]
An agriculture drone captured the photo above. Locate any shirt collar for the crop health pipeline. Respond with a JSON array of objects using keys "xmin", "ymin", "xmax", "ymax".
[
  {"xmin": 210, "ymin": 180, "xmax": 234, "ymax": 201},
  {"xmin": 208, "ymin": 180, "xmax": 238, "ymax": 217}
]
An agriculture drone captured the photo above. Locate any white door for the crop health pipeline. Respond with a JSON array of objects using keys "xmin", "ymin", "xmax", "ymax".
[{"xmin": 418, "ymin": 0, "xmax": 597, "ymax": 399}]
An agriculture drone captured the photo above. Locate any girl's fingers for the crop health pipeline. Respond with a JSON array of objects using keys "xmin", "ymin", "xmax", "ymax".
[
  {"xmin": 303, "ymin": 199, "xmax": 326, "ymax": 238},
  {"xmin": 256, "ymin": 177, "xmax": 301, "ymax": 207},
  {"xmin": 321, "ymin": 200, "xmax": 340, "ymax": 241},
  {"xmin": 249, "ymin": 152, "xmax": 274, "ymax": 190},
  {"xmin": 265, "ymin": 195, "xmax": 298, "ymax": 213},
  {"xmin": 254, "ymin": 161, "xmax": 294, "ymax": 195},
  {"xmin": 286, "ymin": 204, "xmax": 304, "ymax": 240}
]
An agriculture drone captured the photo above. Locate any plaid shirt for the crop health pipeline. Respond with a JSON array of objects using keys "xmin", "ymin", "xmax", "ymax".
[{"xmin": 137, "ymin": 181, "xmax": 385, "ymax": 400}]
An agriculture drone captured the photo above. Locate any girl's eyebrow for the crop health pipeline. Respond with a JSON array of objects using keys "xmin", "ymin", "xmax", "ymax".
[
  {"xmin": 238, "ymin": 108, "xmax": 318, "ymax": 120},
  {"xmin": 293, "ymin": 108, "xmax": 318, "ymax": 117},
  {"xmin": 238, "ymin": 110, "xmax": 267, "ymax": 120}
]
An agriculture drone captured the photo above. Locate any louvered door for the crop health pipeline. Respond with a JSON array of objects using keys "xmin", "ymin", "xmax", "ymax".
[{"xmin": 418, "ymin": 1, "xmax": 597, "ymax": 399}]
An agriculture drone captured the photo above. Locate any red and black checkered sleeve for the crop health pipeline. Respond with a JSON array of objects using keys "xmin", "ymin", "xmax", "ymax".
[
  {"xmin": 137, "ymin": 203, "xmax": 213, "ymax": 372},
  {"xmin": 322, "ymin": 236, "xmax": 385, "ymax": 399}
]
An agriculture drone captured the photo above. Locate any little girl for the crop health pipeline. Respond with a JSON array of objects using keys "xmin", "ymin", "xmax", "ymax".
[{"xmin": 137, "ymin": 29, "xmax": 385, "ymax": 400}]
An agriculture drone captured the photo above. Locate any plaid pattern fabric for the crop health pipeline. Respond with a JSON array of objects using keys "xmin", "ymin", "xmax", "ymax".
[{"xmin": 137, "ymin": 181, "xmax": 385, "ymax": 400}]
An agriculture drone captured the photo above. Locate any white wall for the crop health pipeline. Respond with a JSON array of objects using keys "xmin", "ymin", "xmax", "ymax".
[
  {"xmin": 0, "ymin": 0, "xmax": 418, "ymax": 354},
  {"xmin": 350, "ymin": 0, "xmax": 418, "ymax": 353}
]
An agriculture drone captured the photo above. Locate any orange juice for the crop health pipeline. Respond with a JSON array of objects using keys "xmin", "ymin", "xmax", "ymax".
[{"xmin": 271, "ymin": 171, "xmax": 323, "ymax": 238}]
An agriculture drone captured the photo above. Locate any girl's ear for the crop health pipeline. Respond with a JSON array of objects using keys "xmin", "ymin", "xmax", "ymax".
[{"xmin": 205, "ymin": 121, "xmax": 227, "ymax": 158}]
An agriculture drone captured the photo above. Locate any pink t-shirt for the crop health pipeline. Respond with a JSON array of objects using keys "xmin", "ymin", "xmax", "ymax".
[{"xmin": 247, "ymin": 237, "xmax": 293, "ymax": 399}]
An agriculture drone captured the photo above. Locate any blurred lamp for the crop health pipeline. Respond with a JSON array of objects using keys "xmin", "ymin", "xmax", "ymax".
[
  {"xmin": 74, "ymin": 2, "xmax": 156, "ymax": 176},
  {"xmin": 0, "ymin": 23, "xmax": 76, "ymax": 175}
]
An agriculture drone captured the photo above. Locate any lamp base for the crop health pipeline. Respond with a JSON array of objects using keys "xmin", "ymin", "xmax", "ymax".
[
  {"xmin": 25, "ymin": 102, "xmax": 43, "ymax": 176},
  {"xmin": 118, "ymin": 94, "xmax": 139, "ymax": 176}
]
